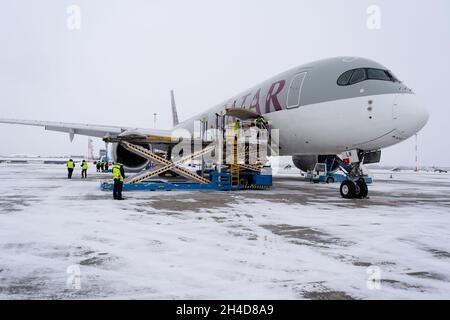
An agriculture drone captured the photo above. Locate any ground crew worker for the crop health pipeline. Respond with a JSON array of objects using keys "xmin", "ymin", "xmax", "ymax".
[
  {"xmin": 66, "ymin": 159, "xmax": 75, "ymax": 179},
  {"xmin": 100, "ymin": 161, "xmax": 105, "ymax": 172},
  {"xmin": 81, "ymin": 160, "xmax": 88, "ymax": 179},
  {"xmin": 96, "ymin": 161, "xmax": 101, "ymax": 172},
  {"xmin": 254, "ymin": 116, "xmax": 268, "ymax": 128},
  {"xmin": 112, "ymin": 163, "xmax": 125, "ymax": 200},
  {"xmin": 104, "ymin": 161, "xmax": 109, "ymax": 171},
  {"xmin": 233, "ymin": 119, "xmax": 240, "ymax": 135}
]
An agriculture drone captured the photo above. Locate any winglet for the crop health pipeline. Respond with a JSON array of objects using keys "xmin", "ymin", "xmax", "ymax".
[{"xmin": 171, "ymin": 90, "xmax": 179, "ymax": 127}]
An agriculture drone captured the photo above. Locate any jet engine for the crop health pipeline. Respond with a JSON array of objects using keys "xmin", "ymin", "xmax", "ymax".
[
  {"xmin": 111, "ymin": 131, "xmax": 152, "ymax": 172},
  {"xmin": 292, "ymin": 155, "xmax": 340, "ymax": 172}
]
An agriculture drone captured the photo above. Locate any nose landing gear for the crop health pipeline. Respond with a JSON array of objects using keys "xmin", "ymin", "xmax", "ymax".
[
  {"xmin": 337, "ymin": 149, "xmax": 376, "ymax": 199},
  {"xmin": 340, "ymin": 180, "xmax": 355, "ymax": 199},
  {"xmin": 356, "ymin": 178, "xmax": 369, "ymax": 198},
  {"xmin": 340, "ymin": 178, "xmax": 368, "ymax": 199}
]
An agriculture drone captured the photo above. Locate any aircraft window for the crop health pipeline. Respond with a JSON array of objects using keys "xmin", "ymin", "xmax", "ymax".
[
  {"xmin": 367, "ymin": 68, "xmax": 391, "ymax": 81},
  {"xmin": 349, "ymin": 68, "xmax": 366, "ymax": 85},
  {"xmin": 337, "ymin": 70, "xmax": 354, "ymax": 86}
]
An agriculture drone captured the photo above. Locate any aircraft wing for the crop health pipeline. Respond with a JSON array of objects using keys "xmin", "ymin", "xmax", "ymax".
[{"xmin": 0, "ymin": 118, "xmax": 173, "ymax": 142}]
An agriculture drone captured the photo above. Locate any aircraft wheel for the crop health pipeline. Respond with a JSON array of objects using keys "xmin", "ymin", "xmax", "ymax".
[
  {"xmin": 239, "ymin": 176, "xmax": 250, "ymax": 187},
  {"xmin": 356, "ymin": 179, "xmax": 368, "ymax": 198},
  {"xmin": 326, "ymin": 177, "xmax": 335, "ymax": 184},
  {"xmin": 340, "ymin": 180, "xmax": 356, "ymax": 199}
]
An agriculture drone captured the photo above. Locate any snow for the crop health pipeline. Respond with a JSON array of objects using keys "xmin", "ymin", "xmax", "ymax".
[{"xmin": 0, "ymin": 163, "xmax": 449, "ymax": 299}]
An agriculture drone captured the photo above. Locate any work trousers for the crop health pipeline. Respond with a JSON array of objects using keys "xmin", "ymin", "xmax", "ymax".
[{"xmin": 113, "ymin": 179, "xmax": 123, "ymax": 200}]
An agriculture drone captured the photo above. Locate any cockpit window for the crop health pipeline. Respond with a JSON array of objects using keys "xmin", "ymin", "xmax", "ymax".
[
  {"xmin": 367, "ymin": 68, "xmax": 391, "ymax": 81},
  {"xmin": 349, "ymin": 69, "xmax": 366, "ymax": 85},
  {"xmin": 337, "ymin": 70, "xmax": 353, "ymax": 85},
  {"xmin": 337, "ymin": 68, "xmax": 400, "ymax": 86},
  {"xmin": 386, "ymin": 70, "xmax": 400, "ymax": 82}
]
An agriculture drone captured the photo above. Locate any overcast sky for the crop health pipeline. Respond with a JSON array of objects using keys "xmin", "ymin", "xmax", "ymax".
[{"xmin": 0, "ymin": 0, "xmax": 449, "ymax": 166}]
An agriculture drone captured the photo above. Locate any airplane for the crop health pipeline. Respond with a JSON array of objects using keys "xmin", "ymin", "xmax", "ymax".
[{"xmin": 0, "ymin": 57, "xmax": 429, "ymax": 198}]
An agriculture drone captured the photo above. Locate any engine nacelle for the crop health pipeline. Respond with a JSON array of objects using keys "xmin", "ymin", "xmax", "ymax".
[
  {"xmin": 292, "ymin": 155, "xmax": 322, "ymax": 172},
  {"xmin": 111, "ymin": 131, "xmax": 151, "ymax": 172},
  {"xmin": 292, "ymin": 155, "xmax": 339, "ymax": 172}
]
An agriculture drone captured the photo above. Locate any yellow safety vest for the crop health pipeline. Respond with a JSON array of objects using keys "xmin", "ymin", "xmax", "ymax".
[
  {"xmin": 82, "ymin": 162, "xmax": 88, "ymax": 170},
  {"xmin": 255, "ymin": 117, "xmax": 267, "ymax": 125},
  {"xmin": 233, "ymin": 121, "xmax": 239, "ymax": 134},
  {"xmin": 67, "ymin": 161, "xmax": 75, "ymax": 169},
  {"xmin": 113, "ymin": 164, "xmax": 124, "ymax": 182}
]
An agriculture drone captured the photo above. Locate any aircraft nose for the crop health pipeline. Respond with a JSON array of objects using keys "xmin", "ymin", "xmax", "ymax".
[{"xmin": 393, "ymin": 93, "xmax": 429, "ymax": 138}]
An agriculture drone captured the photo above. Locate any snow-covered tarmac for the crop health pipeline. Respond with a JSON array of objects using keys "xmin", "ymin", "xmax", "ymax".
[{"xmin": 0, "ymin": 163, "xmax": 449, "ymax": 299}]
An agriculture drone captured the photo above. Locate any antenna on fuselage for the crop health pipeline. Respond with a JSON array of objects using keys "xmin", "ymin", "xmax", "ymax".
[{"xmin": 170, "ymin": 90, "xmax": 179, "ymax": 127}]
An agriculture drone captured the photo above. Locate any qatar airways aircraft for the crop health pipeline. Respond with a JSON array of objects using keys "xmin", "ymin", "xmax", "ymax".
[{"xmin": 0, "ymin": 57, "xmax": 429, "ymax": 198}]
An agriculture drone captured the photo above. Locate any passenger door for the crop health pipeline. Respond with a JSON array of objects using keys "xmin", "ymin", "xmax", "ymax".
[{"xmin": 286, "ymin": 72, "xmax": 307, "ymax": 109}]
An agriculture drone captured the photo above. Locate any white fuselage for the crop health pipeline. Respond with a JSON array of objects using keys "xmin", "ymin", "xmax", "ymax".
[
  {"xmin": 174, "ymin": 57, "xmax": 428, "ymax": 156},
  {"xmin": 0, "ymin": 57, "xmax": 429, "ymax": 172}
]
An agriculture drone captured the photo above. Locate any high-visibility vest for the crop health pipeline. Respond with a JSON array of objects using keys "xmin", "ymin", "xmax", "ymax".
[
  {"xmin": 67, "ymin": 161, "xmax": 75, "ymax": 169},
  {"xmin": 81, "ymin": 162, "xmax": 88, "ymax": 170},
  {"xmin": 233, "ymin": 121, "xmax": 239, "ymax": 134},
  {"xmin": 113, "ymin": 164, "xmax": 124, "ymax": 182},
  {"xmin": 255, "ymin": 117, "xmax": 268, "ymax": 125}
]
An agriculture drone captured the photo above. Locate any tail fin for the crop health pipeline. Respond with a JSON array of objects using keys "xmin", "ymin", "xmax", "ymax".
[{"xmin": 170, "ymin": 90, "xmax": 179, "ymax": 127}]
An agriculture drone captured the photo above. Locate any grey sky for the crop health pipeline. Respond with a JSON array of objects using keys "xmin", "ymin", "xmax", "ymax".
[{"xmin": 0, "ymin": 0, "xmax": 449, "ymax": 166}]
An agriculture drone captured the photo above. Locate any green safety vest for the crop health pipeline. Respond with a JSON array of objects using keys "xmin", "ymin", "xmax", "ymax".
[
  {"xmin": 67, "ymin": 161, "xmax": 75, "ymax": 169},
  {"xmin": 81, "ymin": 162, "xmax": 88, "ymax": 170},
  {"xmin": 255, "ymin": 117, "xmax": 268, "ymax": 125},
  {"xmin": 113, "ymin": 164, "xmax": 124, "ymax": 182},
  {"xmin": 233, "ymin": 121, "xmax": 239, "ymax": 134}
]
